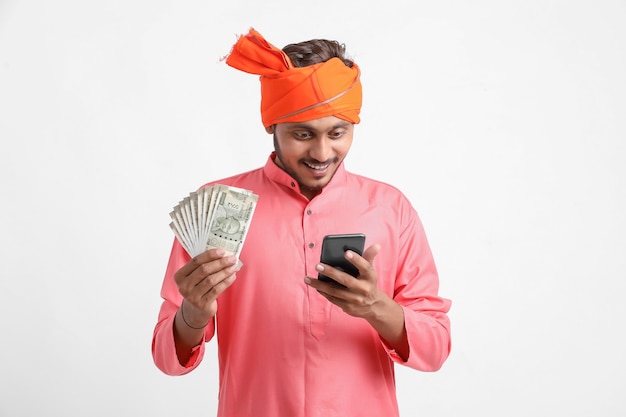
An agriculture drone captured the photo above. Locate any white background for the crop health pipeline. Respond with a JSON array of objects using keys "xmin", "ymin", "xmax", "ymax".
[{"xmin": 1, "ymin": 1, "xmax": 625, "ymax": 416}]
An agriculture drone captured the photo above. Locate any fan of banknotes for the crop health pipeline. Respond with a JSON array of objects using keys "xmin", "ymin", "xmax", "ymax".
[{"xmin": 169, "ymin": 184, "xmax": 259, "ymax": 260}]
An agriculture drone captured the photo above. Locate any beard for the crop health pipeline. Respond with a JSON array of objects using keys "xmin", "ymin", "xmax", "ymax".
[{"xmin": 273, "ymin": 133, "xmax": 339, "ymax": 197}]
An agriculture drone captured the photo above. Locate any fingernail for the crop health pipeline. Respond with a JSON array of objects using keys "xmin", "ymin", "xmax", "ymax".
[
  {"xmin": 316, "ymin": 264, "xmax": 324, "ymax": 272},
  {"xmin": 303, "ymin": 277, "xmax": 312, "ymax": 284}
]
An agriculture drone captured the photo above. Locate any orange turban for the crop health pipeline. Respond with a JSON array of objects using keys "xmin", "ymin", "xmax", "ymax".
[{"xmin": 224, "ymin": 28, "xmax": 362, "ymax": 127}]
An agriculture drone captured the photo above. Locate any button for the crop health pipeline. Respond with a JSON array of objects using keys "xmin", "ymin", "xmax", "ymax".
[
  {"xmin": 306, "ymin": 209, "xmax": 312, "ymax": 215},
  {"xmin": 308, "ymin": 242, "xmax": 314, "ymax": 248},
  {"xmin": 291, "ymin": 181, "xmax": 296, "ymax": 187}
]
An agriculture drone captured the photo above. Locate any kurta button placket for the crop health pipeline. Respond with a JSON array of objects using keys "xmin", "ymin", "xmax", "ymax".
[{"xmin": 301, "ymin": 201, "xmax": 332, "ymax": 341}]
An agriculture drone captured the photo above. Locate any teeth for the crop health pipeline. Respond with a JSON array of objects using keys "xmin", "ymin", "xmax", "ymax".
[{"xmin": 305, "ymin": 162, "xmax": 329, "ymax": 170}]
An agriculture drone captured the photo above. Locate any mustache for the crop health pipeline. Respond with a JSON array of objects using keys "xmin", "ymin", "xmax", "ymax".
[{"xmin": 301, "ymin": 156, "xmax": 339, "ymax": 165}]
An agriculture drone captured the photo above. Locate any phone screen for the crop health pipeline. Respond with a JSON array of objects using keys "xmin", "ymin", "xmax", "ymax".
[{"xmin": 318, "ymin": 233, "xmax": 366, "ymax": 285}]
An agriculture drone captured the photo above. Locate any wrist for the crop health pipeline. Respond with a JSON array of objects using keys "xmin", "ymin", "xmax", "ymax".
[
  {"xmin": 364, "ymin": 290, "xmax": 395, "ymax": 323},
  {"xmin": 180, "ymin": 300, "xmax": 210, "ymax": 330}
]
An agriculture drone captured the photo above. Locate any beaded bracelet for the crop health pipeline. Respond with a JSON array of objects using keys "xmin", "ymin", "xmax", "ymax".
[{"xmin": 180, "ymin": 300, "xmax": 209, "ymax": 330}]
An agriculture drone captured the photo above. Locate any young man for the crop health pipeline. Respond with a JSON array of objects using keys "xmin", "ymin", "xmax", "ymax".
[{"xmin": 152, "ymin": 28, "xmax": 452, "ymax": 417}]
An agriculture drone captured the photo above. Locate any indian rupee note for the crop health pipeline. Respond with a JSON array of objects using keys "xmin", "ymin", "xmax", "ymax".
[{"xmin": 205, "ymin": 184, "xmax": 258, "ymax": 261}]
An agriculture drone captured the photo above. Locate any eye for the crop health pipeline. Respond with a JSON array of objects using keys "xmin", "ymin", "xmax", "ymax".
[
  {"xmin": 329, "ymin": 130, "xmax": 346, "ymax": 139},
  {"xmin": 293, "ymin": 131, "xmax": 313, "ymax": 140}
]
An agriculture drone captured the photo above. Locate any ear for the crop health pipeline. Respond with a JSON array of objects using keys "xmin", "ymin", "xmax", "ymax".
[{"xmin": 265, "ymin": 125, "xmax": 275, "ymax": 134}]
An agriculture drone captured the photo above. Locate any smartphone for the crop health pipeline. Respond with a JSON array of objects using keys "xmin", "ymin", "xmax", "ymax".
[{"xmin": 318, "ymin": 233, "xmax": 366, "ymax": 285}]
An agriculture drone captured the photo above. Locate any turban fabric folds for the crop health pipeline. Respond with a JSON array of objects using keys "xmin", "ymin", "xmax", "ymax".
[{"xmin": 225, "ymin": 28, "xmax": 362, "ymax": 127}]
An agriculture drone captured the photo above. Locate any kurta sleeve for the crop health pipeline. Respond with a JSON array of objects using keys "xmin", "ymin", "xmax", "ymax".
[
  {"xmin": 151, "ymin": 239, "xmax": 216, "ymax": 375},
  {"xmin": 383, "ymin": 202, "xmax": 452, "ymax": 371}
]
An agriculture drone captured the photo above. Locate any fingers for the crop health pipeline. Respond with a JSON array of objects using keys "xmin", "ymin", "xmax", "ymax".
[
  {"xmin": 175, "ymin": 248, "xmax": 229, "ymax": 280},
  {"xmin": 338, "ymin": 243, "xmax": 380, "ymax": 284},
  {"xmin": 309, "ymin": 243, "xmax": 381, "ymax": 290},
  {"xmin": 305, "ymin": 244, "xmax": 384, "ymax": 318},
  {"xmin": 192, "ymin": 260, "xmax": 239, "ymax": 299},
  {"xmin": 361, "ymin": 243, "xmax": 381, "ymax": 264},
  {"xmin": 175, "ymin": 248, "xmax": 239, "ymax": 300}
]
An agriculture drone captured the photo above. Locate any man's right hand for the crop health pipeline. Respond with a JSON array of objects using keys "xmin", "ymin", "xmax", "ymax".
[
  {"xmin": 172, "ymin": 249, "xmax": 239, "ymax": 363},
  {"xmin": 175, "ymin": 248, "xmax": 240, "ymax": 324}
]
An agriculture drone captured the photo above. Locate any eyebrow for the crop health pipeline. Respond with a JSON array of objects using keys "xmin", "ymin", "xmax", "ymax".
[{"xmin": 287, "ymin": 121, "xmax": 351, "ymax": 130}]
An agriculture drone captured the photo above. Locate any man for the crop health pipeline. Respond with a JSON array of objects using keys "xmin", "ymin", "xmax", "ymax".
[{"xmin": 152, "ymin": 28, "xmax": 451, "ymax": 417}]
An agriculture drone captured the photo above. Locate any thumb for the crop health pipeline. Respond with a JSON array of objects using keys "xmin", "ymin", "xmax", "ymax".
[{"xmin": 362, "ymin": 243, "xmax": 381, "ymax": 264}]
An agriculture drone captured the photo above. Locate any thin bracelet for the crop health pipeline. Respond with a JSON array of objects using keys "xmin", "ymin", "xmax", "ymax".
[{"xmin": 180, "ymin": 300, "xmax": 209, "ymax": 330}]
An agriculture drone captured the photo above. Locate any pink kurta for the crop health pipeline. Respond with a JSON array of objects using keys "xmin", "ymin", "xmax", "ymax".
[{"xmin": 152, "ymin": 153, "xmax": 451, "ymax": 417}]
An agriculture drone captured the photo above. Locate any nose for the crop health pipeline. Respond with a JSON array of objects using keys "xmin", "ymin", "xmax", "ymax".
[{"xmin": 309, "ymin": 137, "xmax": 333, "ymax": 162}]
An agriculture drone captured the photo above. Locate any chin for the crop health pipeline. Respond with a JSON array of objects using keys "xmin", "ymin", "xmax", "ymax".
[{"xmin": 304, "ymin": 180, "xmax": 328, "ymax": 192}]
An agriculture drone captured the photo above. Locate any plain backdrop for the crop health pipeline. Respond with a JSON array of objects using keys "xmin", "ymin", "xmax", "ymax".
[{"xmin": 1, "ymin": 1, "xmax": 625, "ymax": 416}]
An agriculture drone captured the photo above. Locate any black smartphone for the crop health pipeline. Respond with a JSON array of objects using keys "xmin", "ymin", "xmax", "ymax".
[{"xmin": 318, "ymin": 233, "xmax": 366, "ymax": 285}]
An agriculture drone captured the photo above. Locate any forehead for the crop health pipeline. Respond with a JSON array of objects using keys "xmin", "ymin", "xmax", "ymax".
[{"xmin": 280, "ymin": 116, "xmax": 352, "ymax": 131}]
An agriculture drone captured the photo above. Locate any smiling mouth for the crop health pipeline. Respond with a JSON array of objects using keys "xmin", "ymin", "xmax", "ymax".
[{"xmin": 304, "ymin": 161, "xmax": 330, "ymax": 171}]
